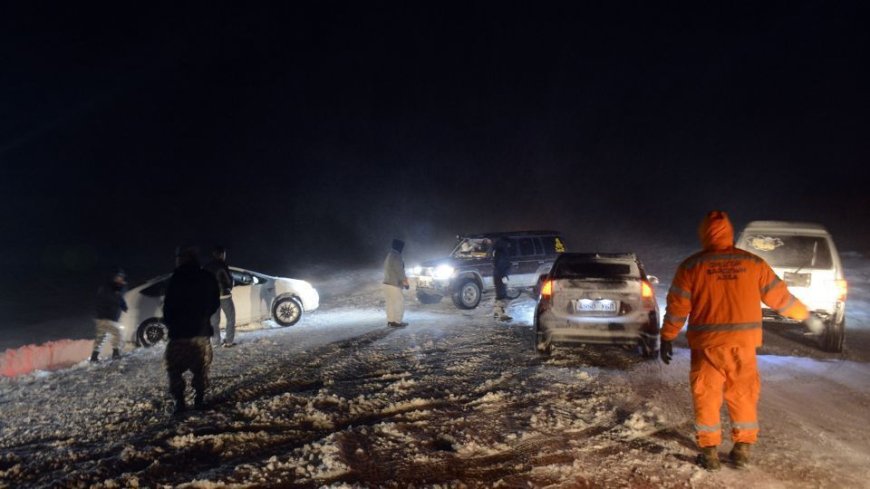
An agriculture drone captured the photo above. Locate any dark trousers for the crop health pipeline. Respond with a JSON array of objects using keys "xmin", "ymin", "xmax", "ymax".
[{"xmin": 164, "ymin": 337, "xmax": 213, "ymax": 405}]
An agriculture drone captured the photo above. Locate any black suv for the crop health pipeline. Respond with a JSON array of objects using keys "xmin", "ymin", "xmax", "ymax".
[{"xmin": 410, "ymin": 231, "xmax": 567, "ymax": 309}]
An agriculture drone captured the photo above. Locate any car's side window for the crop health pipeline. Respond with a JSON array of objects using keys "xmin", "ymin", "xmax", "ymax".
[
  {"xmin": 533, "ymin": 238, "xmax": 544, "ymax": 255},
  {"xmin": 508, "ymin": 239, "xmax": 520, "ymax": 257},
  {"xmin": 231, "ymin": 271, "xmax": 254, "ymax": 286},
  {"xmin": 518, "ymin": 238, "xmax": 535, "ymax": 257},
  {"xmin": 540, "ymin": 236, "xmax": 566, "ymax": 255},
  {"xmin": 141, "ymin": 279, "xmax": 169, "ymax": 298}
]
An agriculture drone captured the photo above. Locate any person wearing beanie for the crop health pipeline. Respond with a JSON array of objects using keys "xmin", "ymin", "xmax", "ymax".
[
  {"xmin": 383, "ymin": 239, "xmax": 409, "ymax": 327},
  {"xmin": 90, "ymin": 269, "xmax": 128, "ymax": 362}
]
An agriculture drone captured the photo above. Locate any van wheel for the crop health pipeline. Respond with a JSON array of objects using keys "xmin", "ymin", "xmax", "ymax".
[
  {"xmin": 819, "ymin": 317, "xmax": 845, "ymax": 353},
  {"xmin": 452, "ymin": 279, "xmax": 481, "ymax": 309},
  {"xmin": 416, "ymin": 292, "xmax": 443, "ymax": 304},
  {"xmin": 137, "ymin": 318, "xmax": 167, "ymax": 347},
  {"xmin": 272, "ymin": 296, "xmax": 303, "ymax": 326},
  {"xmin": 506, "ymin": 288, "xmax": 522, "ymax": 300}
]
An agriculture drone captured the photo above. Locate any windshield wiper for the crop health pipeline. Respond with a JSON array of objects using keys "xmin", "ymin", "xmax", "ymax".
[{"xmin": 792, "ymin": 241, "xmax": 818, "ymax": 274}]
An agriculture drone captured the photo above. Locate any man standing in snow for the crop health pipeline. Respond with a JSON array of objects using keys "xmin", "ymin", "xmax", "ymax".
[
  {"xmin": 162, "ymin": 247, "xmax": 220, "ymax": 414},
  {"xmin": 660, "ymin": 211, "xmax": 822, "ymax": 470},
  {"xmin": 90, "ymin": 269, "xmax": 128, "ymax": 362},
  {"xmin": 492, "ymin": 237, "xmax": 512, "ymax": 322},
  {"xmin": 383, "ymin": 239, "xmax": 409, "ymax": 327},
  {"xmin": 205, "ymin": 246, "xmax": 236, "ymax": 347}
]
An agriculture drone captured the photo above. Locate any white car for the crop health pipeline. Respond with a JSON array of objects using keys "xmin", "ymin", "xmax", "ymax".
[
  {"xmin": 736, "ymin": 221, "xmax": 846, "ymax": 352},
  {"xmin": 121, "ymin": 267, "xmax": 319, "ymax": 347},
  {"xmin": 534, "ymin": 253, "xmax": 660, "ymax": 357}
]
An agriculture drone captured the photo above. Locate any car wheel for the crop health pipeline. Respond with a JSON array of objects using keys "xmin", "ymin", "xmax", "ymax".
[
  {"xmin": 819, "ymin": 317, "xmax": 845, "ymax": 353},
  {"xmin": 137, "ymin": 318, "xmax": 168, "ymax": 347},
  {"xmin": 506, "ymin": 287, "xmax": 522, "ymax": 300},
  {"xmin": 416, "ymin": 292, "xmax": 443, "ymax": 304},
  {"xmin": 272, "ymin": 296, "xmax": 303, "ymax": 326},
  {"xmin": 452, "ymin": 279, "xmax": 481, "ymax": 309},
  {"xmin": 535, "ymin": 326, "xmax": 551, "ymax": 356},
  {"xmin": 639, "ymin": 336, "xmax": 659, "ymax": 359}
]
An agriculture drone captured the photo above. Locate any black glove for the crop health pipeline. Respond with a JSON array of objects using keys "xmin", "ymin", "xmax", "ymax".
[{"xmin": 660, "ymin": 340, "xmax": 673, "ymax": 365}]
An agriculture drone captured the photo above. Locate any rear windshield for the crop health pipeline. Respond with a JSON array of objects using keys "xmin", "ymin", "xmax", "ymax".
[
  {"xmin": 553, "ymin": 260, "xmax": 637, "ymax": 279},
  {"xmin": 740, "ymin": 234, "xmax": 833, "ymax": 269}
]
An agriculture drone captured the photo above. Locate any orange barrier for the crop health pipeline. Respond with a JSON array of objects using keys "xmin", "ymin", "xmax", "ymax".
[{"xmin": 1, "ymin": 340, "xmax": 94, "ymax": 377}]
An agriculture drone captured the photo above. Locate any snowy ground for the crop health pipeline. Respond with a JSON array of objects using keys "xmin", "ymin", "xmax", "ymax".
[{"xmin": 2, "ymin": 253, "xmax": 870, "ymax": 488}]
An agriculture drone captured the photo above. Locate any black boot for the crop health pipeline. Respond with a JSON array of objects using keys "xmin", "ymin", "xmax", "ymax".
[
  {"xmin": 89, "ymin": 351, "xmax": 100, "ymax": 363},
  {"xmin": 112, "ymin": 348, "xmax": 121, "ymax": 359},
  {"xmin": 172, "ymin": 398, "xmax": 187, "ymax": 416},
  {"xmin": 697, "ymin": 446, "xmax": 721, "ymax": 471},
  {"xmin": 730, "ymin": 442, "xmax": 751, "ymax": 468},
  {"xmin": 194, "ymin": 392, "xmax": 206, "ymax": 410}
]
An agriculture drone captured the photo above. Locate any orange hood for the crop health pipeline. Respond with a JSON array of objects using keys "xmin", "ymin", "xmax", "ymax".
[{"xmin": 698, "ymin": 210, "xmax": 734, "ymax": 250}]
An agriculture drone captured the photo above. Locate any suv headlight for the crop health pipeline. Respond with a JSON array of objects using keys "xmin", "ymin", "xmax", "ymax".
[{"xmin": 433, "ymin": 264, "xmax": 455, "ymax": 280}]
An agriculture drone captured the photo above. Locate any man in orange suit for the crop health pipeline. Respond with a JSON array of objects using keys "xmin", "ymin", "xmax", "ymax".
[{"xmin": 660, "ymin": 210, "xmax": 822, "ymax": 470}]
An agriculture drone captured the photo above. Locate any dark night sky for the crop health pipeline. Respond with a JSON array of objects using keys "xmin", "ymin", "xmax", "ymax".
[{"xmin": 1, "ymin": 2, "xmax": 869, "ymax": 322}]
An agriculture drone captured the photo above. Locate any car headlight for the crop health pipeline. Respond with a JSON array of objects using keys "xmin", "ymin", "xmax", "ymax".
[{"xmin": 433, "ymin": 264, "xmax": 455, "ymax": 280}]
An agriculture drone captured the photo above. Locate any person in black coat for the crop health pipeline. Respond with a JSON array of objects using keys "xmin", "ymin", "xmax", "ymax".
[
  {"xmin": 162, "ymin": 247, "xmax": 220, "ymax": 414},
  {"xmin": 492, "ymin": 238, "xmax": 513, "ymax": 321},
  {"xmin": 89, "ymin": 269, "xmax": 128, "ymax": 362},
  {"xmin": 204, "ymin": 246, "xmax": 236, "ymax": 347}
]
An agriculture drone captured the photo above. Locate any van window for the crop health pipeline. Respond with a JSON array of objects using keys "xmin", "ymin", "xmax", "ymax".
[
  {"xmin": 533, "ymin": 238, "xmax": 544, "ymax": 255},
  {"xmin": 741, "ymin": 235, "xmax": 833, "ymax": 269}
]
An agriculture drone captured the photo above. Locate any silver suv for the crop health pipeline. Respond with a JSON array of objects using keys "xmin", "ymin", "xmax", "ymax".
[{"xmin": 736, "ymin": 221, "xmax": 847, "ymax": 352}]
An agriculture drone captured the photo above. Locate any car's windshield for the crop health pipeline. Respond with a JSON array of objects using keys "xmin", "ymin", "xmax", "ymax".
[
  {"xmin": 451, "ymin": 238, "xmax": 492, "ymax": 258},
  {"xmin": 740, "ymin": 234, "xmax": 833, "ymax": 269},
  {"xmin": 553, "ymin": 260, "xmax": 637, "ymax": 279}
]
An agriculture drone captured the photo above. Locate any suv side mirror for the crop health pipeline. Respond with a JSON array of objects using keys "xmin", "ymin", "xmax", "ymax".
[{"xmin": 647, "ymin": 275, "xmax": 660, "ymax": 285}]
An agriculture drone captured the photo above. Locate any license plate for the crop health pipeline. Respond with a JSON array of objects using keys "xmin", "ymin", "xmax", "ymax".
[
  {"xmin": 783, "ymin": 272, "xmax": 811, "ymax": 287},
  {"xmin": 572, "ymin": 299, "xmax": 618, "ymax": 313}
]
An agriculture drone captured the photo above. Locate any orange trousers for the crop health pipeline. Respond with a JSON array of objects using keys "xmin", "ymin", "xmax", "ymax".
[{"xmin": 690, "ymin": 346, "xmax": 760, "ymax": 447}]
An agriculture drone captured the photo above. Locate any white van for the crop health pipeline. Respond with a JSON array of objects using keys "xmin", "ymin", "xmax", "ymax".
[{"xmin": 736, "ymin": 221, "xmax": 846, "ymax": 352}]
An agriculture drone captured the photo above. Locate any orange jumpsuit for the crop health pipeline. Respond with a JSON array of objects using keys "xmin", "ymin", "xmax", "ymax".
[{"xmin": 662, "ymin": 211, "xmax": 808, "ymax": 447}]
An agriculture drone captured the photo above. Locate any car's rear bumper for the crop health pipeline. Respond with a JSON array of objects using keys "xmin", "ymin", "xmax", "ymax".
[{"xmin": 537, "ymin": 310, "xmax": 658, "ymax": 345}]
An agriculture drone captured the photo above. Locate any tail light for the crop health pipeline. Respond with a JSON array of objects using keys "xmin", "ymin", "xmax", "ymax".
[
  {"xmin": 835, "ymin": 279, "xmax": 848, "ymax": 301},
  {"xmin": 541, "ymin": 280, "xmax": 553, "ymax": 298},
  {"xmin": 641, "ymin": 280, "xmax": 656, "ymax": 309},
  {"xmin": 641, "ymin": 281, "xmax": 653, "ymax": 299}
]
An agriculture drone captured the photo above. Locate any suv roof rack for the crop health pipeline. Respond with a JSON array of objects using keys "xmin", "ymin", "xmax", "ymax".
[{"xmin": 459, "ymin": 230, "xmax": 561, "ymax": 239}]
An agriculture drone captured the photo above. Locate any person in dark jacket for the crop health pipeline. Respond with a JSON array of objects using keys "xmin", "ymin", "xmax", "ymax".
[
  {"xmin": 492, "ymin": 238, "xmax": 513, "ymax": 321},
  {"xmin": 162, "ymin": 247, "xmax": 220, "ymax": 414},
  {"xmin": 204, "ymin": 246, "xmax": 236, "ymax": 347},
  {"xmin": 90, "ymin": 269, "xmax": 128, "ymax": 362}
]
